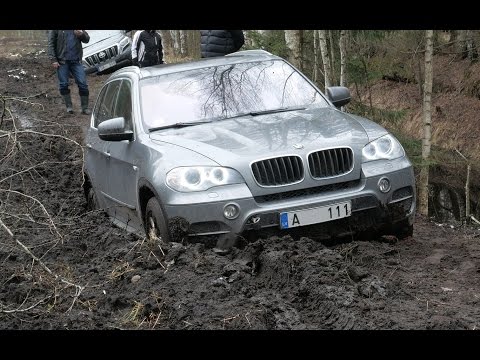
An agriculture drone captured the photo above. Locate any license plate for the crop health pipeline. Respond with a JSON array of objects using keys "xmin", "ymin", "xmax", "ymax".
[
  {"xmin": 280, "ymin": 201, "xmax": 351, "ymax": 229},
  {"xmin": 97, "ymin": 60, "xmax": 116, "ymax": 72}
]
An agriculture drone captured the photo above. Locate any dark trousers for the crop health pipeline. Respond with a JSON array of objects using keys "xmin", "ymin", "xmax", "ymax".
[{"xmin": 57, "ymin": 60, "xmax": 89, "ymax": 96}]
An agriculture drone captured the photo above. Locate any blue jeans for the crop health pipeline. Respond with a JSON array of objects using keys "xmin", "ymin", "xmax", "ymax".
[{"xmin": 57, "ymin": 60, "xmax": 89, "ymax": 96}]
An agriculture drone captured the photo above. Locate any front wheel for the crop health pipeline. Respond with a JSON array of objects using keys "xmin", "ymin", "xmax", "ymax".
[
  {"xmin": 392, "ymin": 219, "xmax": 414, "ymax": 239},
  {"xmin": 145, "ymin": 197, "xmax": 171, "ymax": 242}
]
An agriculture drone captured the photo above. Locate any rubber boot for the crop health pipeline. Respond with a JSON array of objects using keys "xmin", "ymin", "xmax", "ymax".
[
  {"xmin": 80, "ymin": 95, "xmax": 91, "ymax": 115},
  {"xmin": 62, "ymin": 94, "xmax": 73, "ymax": 114}
]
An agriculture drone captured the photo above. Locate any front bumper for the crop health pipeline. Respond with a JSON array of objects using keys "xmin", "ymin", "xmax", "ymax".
[
  {"xmin": 84, "ymin": 44, "xmax": 132, "ymax": 75},
  {"xmin": 162, "ymin": 160, "xmax": 416, "ymax": 237}
]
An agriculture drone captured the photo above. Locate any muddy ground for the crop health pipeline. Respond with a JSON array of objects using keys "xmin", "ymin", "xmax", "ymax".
[{"xmin": 1, "ymin": 37, "xmax": 479, "ymax": 330}]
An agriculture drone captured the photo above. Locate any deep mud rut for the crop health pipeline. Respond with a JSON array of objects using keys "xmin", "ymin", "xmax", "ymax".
[{"xmin": 1, "ymin": 38, "xmax": 479, "ymax": 330}]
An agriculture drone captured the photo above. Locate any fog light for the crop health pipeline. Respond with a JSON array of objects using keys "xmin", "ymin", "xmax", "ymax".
[
  {"xmin": 378, "ymin": 177, "xmax": 391, "ymax": 193},
  {"xmin": 223, "ymin": 203, "xmax": 240, "ymax": 219}
]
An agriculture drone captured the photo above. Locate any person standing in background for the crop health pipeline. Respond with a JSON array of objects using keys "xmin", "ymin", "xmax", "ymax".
[
  {"xmin": 131, "ymin": 30, "xmax": 165, "ymax": 68},
  {"xmin": 47, "ymin": 30, "xmax": 91, "ymax": 115},
  {"xmin": 200, "ymin": 30, "xmax": 244, "ymax": 58}
]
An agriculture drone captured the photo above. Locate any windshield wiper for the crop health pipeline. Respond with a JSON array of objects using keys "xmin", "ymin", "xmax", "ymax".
[
  {"xmin": 149, "ymin": 121, "xmax": 212, "ymax": 132},
  {"xmin": 214, "ymin": 106, "xmax": 307, "ymax": 121},
  {"xmin": 249, "ymin": 106, "xmax": 307, "ymax": 116}
]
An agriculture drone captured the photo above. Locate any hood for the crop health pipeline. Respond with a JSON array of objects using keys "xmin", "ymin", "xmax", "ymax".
[
  {"xmin": 149, "ymin": 107, "xmax": 370, "ymax": 166},
  {"xmin": 82, "ymin": 30, "xmax": 125, "ymax": 55}
]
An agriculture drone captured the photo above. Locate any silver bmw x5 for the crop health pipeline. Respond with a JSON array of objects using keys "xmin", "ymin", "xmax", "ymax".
[{"xmin": 84, "ymin": 50, "xmax": 416, "ymax": 246}]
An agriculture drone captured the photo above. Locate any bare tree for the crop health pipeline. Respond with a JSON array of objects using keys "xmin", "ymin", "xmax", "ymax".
[
  {"xmin": 313, "ymin": 29, "xmax": 319, "ymax": 83},
  {"xmin": 284, "ymin": 30, "xmax": 303, "ymax": 71},
  {"xmin": 170, "ymin": 30, "xmax": 180, "ymax": 56},
  {"xmin": 418, "ymin": 30, "xmax": 434, "ymax": 216},
  {"xmin": 455, "ymin": 30, "xmax": 477, "ymax": 61},
  {"xmin": 329, "ymin": 30, "xmax": 336, "ymax": 84},
  {"xmin": 339, "ymin": 30, "xmax": 347, "ymax": 87},
  {"xmin": 318, "ymin": 30, "xmax": 332, "ymax": 90},
  {"xmin": 180, "ymin": 30, "xmax": 187, "ymax": 56}
]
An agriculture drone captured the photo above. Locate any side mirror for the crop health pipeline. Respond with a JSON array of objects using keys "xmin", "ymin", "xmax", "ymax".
[
  {"xmin": 98, "ymin": 117, "xmax": 133, "ymax": 141},
  {"xmin": 326, "ymin": 86, "xmax": 351, "ymax": 108}
]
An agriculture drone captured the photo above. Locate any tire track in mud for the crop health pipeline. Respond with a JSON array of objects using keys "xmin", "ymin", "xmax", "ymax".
[{"xmin": 244, "ymin": 235, "xmax": 364, "ymax": 329}]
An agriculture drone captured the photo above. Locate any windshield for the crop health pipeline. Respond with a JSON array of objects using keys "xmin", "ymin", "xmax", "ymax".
[{"xmin": 139, "ymin": 59, "xmax": 329, "ymax": 131}]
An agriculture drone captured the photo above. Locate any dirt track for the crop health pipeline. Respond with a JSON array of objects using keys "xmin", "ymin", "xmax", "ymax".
[{"xmin": 1, "ymin": 37, "xmax": 479, "ymax": 330}]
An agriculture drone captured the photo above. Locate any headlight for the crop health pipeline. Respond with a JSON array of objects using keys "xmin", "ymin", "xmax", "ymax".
[
  {"xmin": 362, "ymin": 134, "xmax": 405, "ymax": 162},
  {"xmin": 119, "ymin": 37, "xmax": 130, "ymax": 52},
  {"xmin": 166, "ymin": 167, "xmax": 244, "ymax": 192}
]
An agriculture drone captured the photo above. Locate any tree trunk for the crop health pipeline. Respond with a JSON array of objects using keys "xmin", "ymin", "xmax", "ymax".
[
  {"xmin": 313, "ymin": 29, "xmax": 320, "ymax": 83},
  {"xmin": 318, "ymin": 30, "xmax": 332, "ymax": 91},
  {"xmin": 339, "ymin": 30, "xmax": 347, "ymax": 87},
  {"xmin": 329, "ymin": 30, "xmax": 336, "ymax": 85},
  {"xmin": 284, "ymin": 30, "xmax": 302, "ymax": 71},
  {"xmin": 170, "ymin": 30, "xmax": 180, "ymax": 56},
  {"xmin": 465, "ymin": 30, "xmax": 478, "ymax": 61},
  {"xmin": 361, "ymin": 57, "xmax": 374, "ymax": 116},
  {"xmin": 418, "ymin": 30, "xmax": 434, "ymax": 216},
  {"xmin": 179, "ymin": 30, "xmax": 187, "ymax": 56}
]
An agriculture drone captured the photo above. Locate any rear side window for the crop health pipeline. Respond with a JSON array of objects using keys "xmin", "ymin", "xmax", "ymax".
[{"xmin": 94, "ymin": 80, "xmax": 122, "ymax": 127}]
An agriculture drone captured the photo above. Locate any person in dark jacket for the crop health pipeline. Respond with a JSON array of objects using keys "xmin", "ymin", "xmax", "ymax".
[
  {"xmin": 200, "ymin": 30, "xmax": 244, "ymax": 58},
  {"xmin": 47, "ymin": 30, "xmax": 91, "ymax": 115},
  {"xmin": 131, "ymin": 30, "xmax": 165, "ymax": 68}
]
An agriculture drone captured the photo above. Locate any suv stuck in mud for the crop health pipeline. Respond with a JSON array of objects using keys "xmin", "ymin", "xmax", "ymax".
[
  {"xmin": 83, "ymin": 50, "xmax": 416, "ymax": 247},
  {"xmin": 82, "ymin": 30, "xmax": 132, "ymax": 75}
]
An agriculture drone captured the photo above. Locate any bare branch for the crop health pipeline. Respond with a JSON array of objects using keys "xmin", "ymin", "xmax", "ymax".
[{"xmin": 0, "ymin": 188, "xmax": 62, "ymax": 240}]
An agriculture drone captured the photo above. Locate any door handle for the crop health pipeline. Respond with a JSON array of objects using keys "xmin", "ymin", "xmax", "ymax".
[
  {"xmin": 103, "ymin": 151, "xmax": 110, "ymax": 158},
  {"xmin": 86, "ymin": 144, "xmax": 92, "ymax": 149}
]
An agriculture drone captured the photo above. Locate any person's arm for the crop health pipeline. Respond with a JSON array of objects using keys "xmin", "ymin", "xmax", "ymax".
[
  {"xmin": 47, "ymin": 30, "xmax": 60, "ymax": 69},
  {"xmin": 47, "ymin": 30, "xmax": 58, "ymax": 61},
  {"xmin": 230, "ymin": 30, "xmax": 245, "ymax": 51},
  {"xmin": 80, "ymin": 30, "xmax": 90, "ymax": 43},
  {"xmin": 131, "ymin": 30, "xmax": 141, "ymax": 66}
]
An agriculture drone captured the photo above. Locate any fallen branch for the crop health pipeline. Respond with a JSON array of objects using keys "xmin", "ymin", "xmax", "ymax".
[
  {"xmin": 0, "ymin": 217, "xmax": 13, "ymax": 237},
  {"xmin": 470, "ymin": 215, "xmax": 480, "ymax": 226},
  {"xmin": 6, "ymin": 232, "xmax": 85, "ymax": 313},
  {"xmin": 0, "ymin": 188, "xmax": 62, "ymax": 241},
  {"xmin": 1, "ymin": 294, "xmax": 52, "ymax": 314}
]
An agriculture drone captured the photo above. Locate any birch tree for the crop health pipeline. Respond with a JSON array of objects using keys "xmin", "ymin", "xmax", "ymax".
[
  {"xmin": 313, "ymin": 30, "xmax": 321, "ymax": 84},
  {"xmin": 284, "ymin": 30, "xmax": 303, "ymax": 71},
  {"xmin": 329, "ymin": 30, "xmax": 336, "ymax": 84},
  {"xmin": 170, "ymin": 30, "xmax": 180, "ymax": 56},
  {"xmin": 339, "ymin": 30, "xmax": 347, "ymax": 87},
  {"xmin": 318, "ymin": 30, "xmax": 332, "ymax": 90},
  {"xmin": 418, "ymin": 30, "xmax": 434, "ymax": 216},
  {"xmin": 180, "ymin": 30, "xmax": 187, "ymax": 56}
]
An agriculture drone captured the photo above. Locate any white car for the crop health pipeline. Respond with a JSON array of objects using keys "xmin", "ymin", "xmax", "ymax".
[{"xmin": 82, "ymin": 30, "xmax": 132, "ymax": 74}]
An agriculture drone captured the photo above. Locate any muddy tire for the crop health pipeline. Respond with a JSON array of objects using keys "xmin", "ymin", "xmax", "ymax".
[
  {"xmin": 393, "ymin": 219, "xmax": 414, "ymax": 240},
  {"xmin": 86, "ymin": 186, "xmax": 98, "ymax": 211},
  {"xmin": 145, "ymin": 197, "xmax": 171, "ymax": 243}
]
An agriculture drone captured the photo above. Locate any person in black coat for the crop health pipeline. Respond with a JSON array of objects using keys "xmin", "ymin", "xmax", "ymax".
[
  {"xmin": 200, "ymin": 30, "xmax": 244, "ymax": 58},
  {"xmin": 132, "ymin": 30, "xmax": 164, "ymax": 68}
]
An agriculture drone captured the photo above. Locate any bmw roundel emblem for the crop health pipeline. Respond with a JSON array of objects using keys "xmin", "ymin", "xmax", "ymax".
[{"xmin": 293, "ymin": 144, "xmax": 304, "ymax": 149}]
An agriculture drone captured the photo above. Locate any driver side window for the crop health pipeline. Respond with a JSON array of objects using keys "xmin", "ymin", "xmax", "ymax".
[
  {"xmin": 114, "ymin": 80, "xmax": 133, "ymax": 131},
  {"xmin": 93, "ymin": 80, "xmax": 122, "ymax": 128}
]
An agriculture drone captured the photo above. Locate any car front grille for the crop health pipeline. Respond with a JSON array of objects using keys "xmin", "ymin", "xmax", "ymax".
[
  {"xmin": 254, "ymin": 180, "xmax": 361, "ymax": 203},
  {"xmin": 251, "ymin": 155, "xmax": 304, "ymax": 186},
  {"xmin": 308, "ymin": 147, "xmax": 353, "ymax": 178},
  {"xmin": 85, "ymin": 45, "xmax": 119, "ymax": 66}
]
